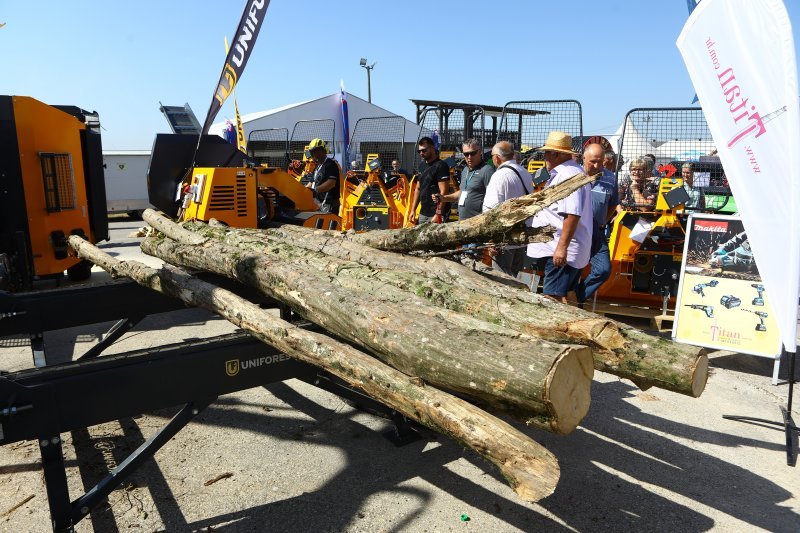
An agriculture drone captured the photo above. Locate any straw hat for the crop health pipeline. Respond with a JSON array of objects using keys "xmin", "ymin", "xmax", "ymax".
[{"xmin": 536, "ymin": 131, "xmax": 578, "ymax": 155}]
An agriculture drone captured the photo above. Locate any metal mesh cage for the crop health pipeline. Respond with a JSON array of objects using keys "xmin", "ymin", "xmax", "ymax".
[
  {"xmin": 498, "ymin": 100, "xmax": 583, "ymax": 151},
  {"xmin": 347, "ymin": 116, "xmax": 406, "ymax": 171},
  {"xmin": 413, "ymin": 106, "xmax": 487, "ymax": 173},
  {"xmin": 39, "ymin": 153, "xmax": 76, "ymax": 213},
  {"xmin": 247, "ymin": 128, "xmax": 289, "ymax": 168},
  {"xmin": 289, "ymin": 119, "xmax": 335, "ymax": 162},
  {"xmin": 418, "ymin": 107, "xmax": 486, "ymax": 152},
  {"xmin": 617, "ymin": 108, "xmax": 730, "ymax": 212}
]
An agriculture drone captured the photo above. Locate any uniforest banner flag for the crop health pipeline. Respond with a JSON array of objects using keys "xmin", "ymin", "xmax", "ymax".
[
  {"xmin": 201, "ymin": 0, "xmax": 270, "ymax": 135},
  {"xmin": 224, "ymin": 36, "xmax": 248, "ymax": 153},
  {"xmin": 234, "ymin": 99, "xmax": 246, "ymax": 153},
  {"xmin": 677, "ymin": 0, "xmax": 800, "ymax": 352}
]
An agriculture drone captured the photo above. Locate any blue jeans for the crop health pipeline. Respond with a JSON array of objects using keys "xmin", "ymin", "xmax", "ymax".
[
  {"xmin": 575, "ymin": 238, "xmax": 611, "ymax": 303},
  {"xmin": 541, "ymin": 257, "xmax": 581, "ymax": 297}
]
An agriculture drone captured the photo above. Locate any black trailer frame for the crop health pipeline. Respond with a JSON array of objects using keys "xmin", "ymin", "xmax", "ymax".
[{"xmin": 0, "ymin": 281, "xmax": 418, "ymax": 532}]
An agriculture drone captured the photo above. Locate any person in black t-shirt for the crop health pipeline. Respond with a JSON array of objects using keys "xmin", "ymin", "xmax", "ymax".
[
  {"xmin": 305, "ymin": 138, "xmax": 341, "ymax": 215},
  {"xmin": 409, "ymin": 136, "xmax": 450, "ymax": 224}
]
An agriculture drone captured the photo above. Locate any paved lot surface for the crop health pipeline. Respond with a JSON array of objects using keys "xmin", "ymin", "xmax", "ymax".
[{"xmin": 1, "ymin": 220, "xmax": 798, "ymax": 532}]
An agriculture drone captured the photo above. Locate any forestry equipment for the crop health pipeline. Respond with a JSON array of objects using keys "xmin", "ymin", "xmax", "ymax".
[
  {"xmin": 147, "ymin": 119, "xmax": 342, "ymax": 231},
  {"xmin": 0, "ymin": 95, "xmax": 108, "ymax": 291},
  {"xmin": 684, "ymin": 303, "xmax": 714, "ymax": 318},
  {"xmin": 340, "ymin": 116, "xmax": 415, "ymax": 230},
  {"xmin": 693, "ymin": 279, "xmax": 719, "ymax": 297},
  {"xmin": 597, "ymin": 108, "xmax": 727, "ymax": 306},
  {"xmin": 741, "ymin": 308, "xmax": 768, "ymax": 331}
]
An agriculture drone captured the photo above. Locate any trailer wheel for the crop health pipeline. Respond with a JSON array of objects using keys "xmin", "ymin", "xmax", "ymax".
[{"xmin": 67, "ymin": 260, "xmax": 93, "ymax": 282}]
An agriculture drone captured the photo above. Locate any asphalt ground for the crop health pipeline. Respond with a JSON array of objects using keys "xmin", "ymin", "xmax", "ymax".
[{"xmin": 0, "ymin": 219, "xmax": 798, "ymax": 532}]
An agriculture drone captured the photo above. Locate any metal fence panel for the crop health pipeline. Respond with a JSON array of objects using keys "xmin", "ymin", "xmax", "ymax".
[
  {"xmin": 289, "ymin": 119, "xmax": 336, "ymax": 162},
  {"xmin": 247, "ymin": 128, "xmax": 289, "ymax": 168},
  {"xmin": 347, "ymin": 116, "xmax": 406, "ymax": 171}
]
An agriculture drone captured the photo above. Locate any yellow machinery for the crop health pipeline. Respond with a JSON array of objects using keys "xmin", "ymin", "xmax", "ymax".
[
  {"xmin": 339, "ymin": 154, "xmax": 413, "ymax": 230},
  {"xmin": 179, "ymin": 164, "xmax": 341, "ymax": 230},
  {"xmin": 597, "ymin": 175, "xmax": 688, "ymax": 305},
  {"xmin": 0, "ymin": 96, "xmax": 108, "ymax": 290},
  {"xmin": 594, "ymin": 107, "xmax": 723, "ymax": 307}
]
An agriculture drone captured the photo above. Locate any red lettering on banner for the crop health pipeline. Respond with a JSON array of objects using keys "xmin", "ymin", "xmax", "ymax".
[
  {"xmin": 693, "ymin": 220, "xmax": 729, "ymax": 232},
  {"xmin": 705, "ymin": 36, "xmax": 768, "ymax": 173}
]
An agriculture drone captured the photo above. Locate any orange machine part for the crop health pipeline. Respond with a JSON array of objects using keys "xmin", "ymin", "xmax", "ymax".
[{"xmin": 13, "ymin": 96, "xmax": 92, "ymax": 276}]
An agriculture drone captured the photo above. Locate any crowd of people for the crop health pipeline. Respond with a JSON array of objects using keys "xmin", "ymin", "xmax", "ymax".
[
  {"xmin": 407, "ymin": 131, "xmax": 706, "ymax": 306},
  {"xmin": 305, "ymin": 130, "xmax": 707, "ymax": 306}
]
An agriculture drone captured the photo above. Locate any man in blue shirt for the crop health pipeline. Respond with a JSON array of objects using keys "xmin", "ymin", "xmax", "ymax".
[{"xmin": 574, "ymin": 143, "xmax": 619, "ymax": 304}]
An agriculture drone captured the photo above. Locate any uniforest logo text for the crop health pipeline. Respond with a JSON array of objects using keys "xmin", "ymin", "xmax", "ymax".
[{"xmin": 225, "ymin": 354, "xmax": 290, "ymax": 377}]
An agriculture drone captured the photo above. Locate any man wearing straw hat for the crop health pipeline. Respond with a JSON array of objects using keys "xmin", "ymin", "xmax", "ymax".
[{"xmin": 526, "ymin": 131, "xmax": 593, "ymax": 304}]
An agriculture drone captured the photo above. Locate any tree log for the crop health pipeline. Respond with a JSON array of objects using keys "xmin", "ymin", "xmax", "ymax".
[
  {"xmin": 142, "ymin": 210, "xmax": 594, "ymax": 434},
  {"xmin": 189, "ymin": 221, "xmax": 707, "ymax": 397},
  {"xmin": 67, "ymin": 235, "xmax": 560, "ymax": 502},
  {"xmin": 347, "ymin": 172, "xmax": 596, "ymax": 252}
]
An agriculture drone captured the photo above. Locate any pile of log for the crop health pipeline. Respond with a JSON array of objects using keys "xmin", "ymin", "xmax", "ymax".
[{"xmin": 68, "ymin": 171, "xmax": 707, "ymax": 503}]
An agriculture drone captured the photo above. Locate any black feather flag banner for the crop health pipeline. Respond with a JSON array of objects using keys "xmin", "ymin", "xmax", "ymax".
[{"xmin": 201, "ymin": 0, "xmax": 270, "ymax": 135}]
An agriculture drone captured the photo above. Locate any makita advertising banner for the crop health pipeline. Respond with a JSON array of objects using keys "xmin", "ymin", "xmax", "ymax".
[
  {"xmin": 201, "ymin": 0, "xmax": 270, "ymax": 135},
  {"xmin": 677, "ymin": 0, "xmax": 800, "ymax": 353}
]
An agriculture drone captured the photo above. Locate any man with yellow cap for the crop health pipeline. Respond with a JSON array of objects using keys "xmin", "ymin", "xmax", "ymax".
[
  {"xmin": 526, "ymin": 131, "xmax": 593, "ymax": 304},
  {"xmin": 306, "ymin": 138, "xmax": 341, "ymax": 215}
]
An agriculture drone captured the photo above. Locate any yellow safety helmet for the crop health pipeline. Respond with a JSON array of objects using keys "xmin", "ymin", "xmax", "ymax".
[{"xmin": 308, "ymin": 138, "xmax": 328, "ymax": 153}]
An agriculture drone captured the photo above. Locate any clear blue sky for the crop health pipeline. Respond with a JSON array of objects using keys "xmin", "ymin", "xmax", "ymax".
[{"xmin": 2, "ymin": 1, "xmax": 799, "ymax": 149}]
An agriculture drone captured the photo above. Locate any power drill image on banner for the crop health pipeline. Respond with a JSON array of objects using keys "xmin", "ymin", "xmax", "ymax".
[{"xmin": 672, "ymin": 214, "xmax": 780, "ymax": 357}]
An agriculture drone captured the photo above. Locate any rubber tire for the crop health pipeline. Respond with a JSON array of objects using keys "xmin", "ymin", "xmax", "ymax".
[{"xmin": 67, "ymin": 260, "xmax": 93, "ymax": 282}]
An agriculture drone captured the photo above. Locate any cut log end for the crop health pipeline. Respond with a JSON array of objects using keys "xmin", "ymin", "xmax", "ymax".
[
  {"xmin": 691, "ymin": 353, "xmax": 710, "ymax": 398},
  {"xmin": 544, "ymin": 346, "xmax": 594, "ymax": 435},
  {"xmin": 509, "ymin": 462, "xmax": 560, "ymax": 502}
]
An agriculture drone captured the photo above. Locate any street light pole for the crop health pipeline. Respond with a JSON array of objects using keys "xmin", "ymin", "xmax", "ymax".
[{"xmin": 359, "ymin": 58, "xmax": 377, "ymax": 103}]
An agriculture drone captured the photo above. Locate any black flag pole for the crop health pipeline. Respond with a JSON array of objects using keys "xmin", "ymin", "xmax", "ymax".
[
  {"xmin": 724, "ymin": 346, "xmax": 799, "ymax": 466},
  {"xmin": 187, "ymin": 0, "xmax": 271, "ymax": 180}
]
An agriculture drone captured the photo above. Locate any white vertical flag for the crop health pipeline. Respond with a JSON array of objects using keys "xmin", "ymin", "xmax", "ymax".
[{"xmin": 677, "ymin": 0, "xmax": 800, "ymax": 353}]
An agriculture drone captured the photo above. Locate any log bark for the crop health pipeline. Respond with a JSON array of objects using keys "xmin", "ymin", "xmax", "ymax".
[
  {"xmin": 190, "ymin": 221, "xmax": 708, "ymax": 397},
  {"xmin": 142, "ymin": 210, "xmax": 594, "ymax": 434},
  {"xmin": 67, "ymin": 235, "xmax": 561, "ymax": 502},
  {"xmin": 347, "ymin": 172, "xmax": 596, "ymax": 252}
]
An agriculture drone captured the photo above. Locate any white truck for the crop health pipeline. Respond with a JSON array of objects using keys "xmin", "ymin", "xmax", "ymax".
[{"xmin": 102, "ymin": 150, "xmax": 153, "ymax": 217}]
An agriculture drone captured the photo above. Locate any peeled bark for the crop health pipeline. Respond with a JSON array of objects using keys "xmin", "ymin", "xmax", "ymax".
[
  {"xmin": 190, "ymin": 221, "xmax": 708, "ymax": 397},
  {"xmin": 67, "ymin": 235, "xmax": 560, "ymax": 502},
  {"xmin": 142, "ymin": 210, "xmax": 593, "ymax": 434},
  {"xmin": 348, "ymin": 172, "xmax": 596, "ymax": 252}
]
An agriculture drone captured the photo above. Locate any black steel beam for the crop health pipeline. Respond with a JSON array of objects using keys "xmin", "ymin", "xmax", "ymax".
[
  {"xmin": 67, "ymin": 399, "xmax": 214, "ymax": 529},
  {"xmin": 0, "ymin": 280, "xmax": 185, "ymax": 337},
  {"xmin": 0, "ymin": 332, "xmax": 317, "ymax": 444}
]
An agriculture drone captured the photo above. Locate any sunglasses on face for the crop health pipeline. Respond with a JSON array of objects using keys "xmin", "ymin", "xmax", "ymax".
[{"xmin": 463, "ymin": 150, "xmax": 480, "ymax": 157}]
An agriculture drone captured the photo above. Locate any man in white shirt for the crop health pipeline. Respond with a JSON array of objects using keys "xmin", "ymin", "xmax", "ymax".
[
  {"xmin": 481, "ymin": 141, "xmax": 533, "ymax": 277},
  {"xmin": 526, "ymin": 132, "xmax": 593, "ymax": 303}
]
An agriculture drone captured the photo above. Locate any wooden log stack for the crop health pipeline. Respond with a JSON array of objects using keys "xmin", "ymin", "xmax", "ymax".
[{"xmin": 66, "ymin": 169, "xmax": 708, "ymax": 503}]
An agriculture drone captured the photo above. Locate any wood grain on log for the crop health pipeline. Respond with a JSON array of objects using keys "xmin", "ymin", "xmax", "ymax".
[
  {"xmin": 67, "ymin": 235, "xmax": 561, "ymax": 502},
  {"xmin": 190, "ymin": 221, "xmax": 707, "ymax": 397},
  {"xmin": 142, "ymin": 210, "xmax": 594, "ymax": 434}
]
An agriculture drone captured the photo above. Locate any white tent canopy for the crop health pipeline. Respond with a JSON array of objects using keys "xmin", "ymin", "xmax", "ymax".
[{"xmin": 209, "ymin": 93, "xmax": 423, "ymax": 164}]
